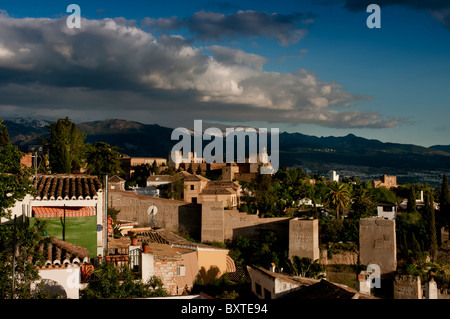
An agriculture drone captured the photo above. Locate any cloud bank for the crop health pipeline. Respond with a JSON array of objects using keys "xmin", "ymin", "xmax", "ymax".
[
  {"xmin": 141, "ymin": 10, "xmax": 316, "ymax": 46},
  {"xmin": 0, "ymin": 12, "xmax": 397, "ymax": 129}
]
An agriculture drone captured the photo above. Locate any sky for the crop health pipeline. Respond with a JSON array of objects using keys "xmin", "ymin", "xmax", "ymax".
[{"xmin": 0, "ymin": 0, "xmax": 449, "ymax": 147}]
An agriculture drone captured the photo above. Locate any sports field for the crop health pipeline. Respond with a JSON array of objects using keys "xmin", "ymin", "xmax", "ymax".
[{"xmin": 30, "ymin": 216, "xmax": 97, "ymax": 257}]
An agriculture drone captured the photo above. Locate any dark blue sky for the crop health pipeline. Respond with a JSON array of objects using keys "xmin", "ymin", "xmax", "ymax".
[{"xmin": 0, "ymin": 0, "xmax": 449, "ymax": 146}]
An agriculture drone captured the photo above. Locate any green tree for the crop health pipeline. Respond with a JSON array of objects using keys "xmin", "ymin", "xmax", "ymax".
[
  {"xmin": 0, "ymin": 218, "xmax": 49, "ymax": 299},
  {"xmin": 0, "ymin": 119, "xmax": 11, "ymax": 146},
  {"xmin": 40, "ymin": 117, "xmax": 86, "ymax": 174},
  {"xmin": 424, "ymin": 191, "xmax": 438, "ymax": 261},
  {"xmin": 440, "ymin": 174, "xmax": 450, "ymax": 227},
  {"xmin": 168, "ymin": 178, "xmax": 185, "ymax": 200},
  {"xmin": 407, "ymin": 185, "xmax": 417, "ymax": 214},
  {"xmin": 80, "ymin": 262, "xmax": 169, "ymax": 299},
  {"xmin": 85, "ymin": 142, "xmax": 123, "ymax": 177},
  {"xmin": 351, "ymin": 187, "xmax": 375, "ymax": 217},
  {"xmin": 325, "ymin": 182, "xmax": 351, "ymax": 219},
  {"xmin": 0, "ymin": 145, "xmax": 35, "ymax": 219},
  {"xmin": 254, "ymin": 174, "xmax": 277, "ymax": 217},
  {"xmin": 289, "ymin": 256, "xmax": 325, "ymax": 279},
  {"xmin": 151, "ymin": 160, "xmax": 158, "ymax": 174},
  {"xmin": 410, "ymin": 232, "xmax": 422, "ymax": 261},
  {"xmin": 370, "ymin": 186, "xmax": 397, "ymax": 205}
]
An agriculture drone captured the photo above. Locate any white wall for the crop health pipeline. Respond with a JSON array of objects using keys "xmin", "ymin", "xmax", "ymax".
[
  {"xmin": 38, "ymin": 265, "xmax": 80, "ymax": 299},
  {"xmin": 141, "ymin": 252, "xmax": 155, "ymax": 283},
  {"xmin": 377, "ymin": 205, "xmax": 396, "ymax": 220},
  {"xmin": 249, "ymin": 267, "xmax": 301, "ymax": 299}
]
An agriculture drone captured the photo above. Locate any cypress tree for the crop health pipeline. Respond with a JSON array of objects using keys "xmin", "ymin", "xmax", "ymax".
[
  {"xmin": 401, "ymin": 231, "xmax": 409, "ymax": 257},
  {"xmin": 440, "ymin": 174, "xmax": 450, "ymax": 227},
  {"xmin": 39, "ymin": 117, "xmax": 86, "ymax": 174},
  {"xmin": 407, "ymin": 185, "xmax": 417, "ymax": 214},
  {"xmin": 411, "ymin": 233, "xmax": 422, "ymax": 261},
  {"xmin": 424, "ymin": 192, "xmax": 438, "ymax": 261}
]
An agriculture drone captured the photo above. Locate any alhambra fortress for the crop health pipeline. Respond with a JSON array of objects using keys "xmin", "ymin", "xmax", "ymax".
[
  {"xmin": 4, "ymin": 150, "xmax": 448, "ymax": 299},
  {"xmin": 110, "ymin": 154, "xmax": 401, "ymax": 287}
]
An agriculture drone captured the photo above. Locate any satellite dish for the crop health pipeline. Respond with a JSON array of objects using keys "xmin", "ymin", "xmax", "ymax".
[
  {"xmin": 148, "ymin": 205, "xmax": 158, "ymax": 216},
  {"xmin": 148, "ymin": 205, "xmax": 158, "ymax": 226}
]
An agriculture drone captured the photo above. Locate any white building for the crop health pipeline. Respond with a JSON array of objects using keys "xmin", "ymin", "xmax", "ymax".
[
  {"xmin": 247, "ymin": 265, "xmax": 318, "ymax": 299},
  {"xmin": 329, "ymin": 170, "xmax": 339, "ymax": 183},
  {"xmin": 376, "ymin": 203, "xmax": 397, "ymax": 220}
]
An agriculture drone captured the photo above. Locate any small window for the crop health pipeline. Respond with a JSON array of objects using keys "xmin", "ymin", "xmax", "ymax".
[
  {"xmin": 190, "ymin": 185, "xmax": 194, "ymax": 190},
  {"xmin": 177, "ymin": 265, "xmax": 186, "ymax": 276},
  {"xmin": 383, "ymin": 206, "xmax": 392, "ymax": 212},
  {"xmin": 192, "ymin": 197, "xmax": 197, "ymax": 204},
  {"xmin": 255, "ymin": 283, "xmax": 262, "ymax": 296}
]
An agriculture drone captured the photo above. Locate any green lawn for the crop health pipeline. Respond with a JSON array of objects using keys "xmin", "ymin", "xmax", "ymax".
[{"xmin": 30, "ymin": 216, "xmax": 97, "ymax": 257}]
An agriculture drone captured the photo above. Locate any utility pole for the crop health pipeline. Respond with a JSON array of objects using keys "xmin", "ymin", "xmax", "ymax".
[
  {"xmin": 103, "ymin": 173, "xmax": 108, "ymax": 257},
  {"xmin": 62, "ymin": 204, "xmax": 66, "ymax": 241},
  {"xmin": 11, "ymin": 216, "xmax": 17, "ymax": 299}
]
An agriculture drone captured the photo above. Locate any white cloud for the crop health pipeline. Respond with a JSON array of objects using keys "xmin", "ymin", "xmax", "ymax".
[{"xmin": 0, "ymin": 14, "xmax": 396, "ymax": 129}]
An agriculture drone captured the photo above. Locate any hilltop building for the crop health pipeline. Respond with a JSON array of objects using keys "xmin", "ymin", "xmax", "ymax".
[{"xmin": 374, "ymin": 175, "xmax": 398, "ymax": 189}]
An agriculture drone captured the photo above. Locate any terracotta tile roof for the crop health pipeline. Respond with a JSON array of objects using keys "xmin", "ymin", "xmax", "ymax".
[
  {"xmin": 200, "ymin": 188, "xmax": 233, "ymax": 195},
  {"xmin": 109, "ymin": 175, "xmax": 125, "ymax": 183},
  {"xmin": 182, "ymin": 173, "xmax": 210, "ymax": 182},
  {"xmin": 226, "ymin": 265, "xmax": 249, "ymax": 283},
  {"xmin": 146, "ymin": 242, "xmax": 194, "ymax": 259},
  {"xmin": 115, "ymin": 228, "xmax": 229, "ymax": 252},
  {"xmin": 150, "ymin": 228, "xmax": 229, "ymax": 251},
  {"xmin": 199, "ymin": 181, "xmax": 240, "ymax": 195},
  {"xmin": 34, "ymin": 175, "xmax": 102, "ymax": 200},
  {"xmin": 36, "ymin": 237, "xmax": 90, "ymax": 269},
  {"xmin": 33, "ymin": 206, "xmax": 96, "ymax": 218}
]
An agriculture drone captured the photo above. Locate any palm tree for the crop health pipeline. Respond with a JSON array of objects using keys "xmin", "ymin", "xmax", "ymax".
[
  {"xmin": 351, "ymin": 187, "xmax": 375, "ymax": 217},
  {"xmin": 325, "ymin": 182, "xmax": 351, "ymax": 219}
]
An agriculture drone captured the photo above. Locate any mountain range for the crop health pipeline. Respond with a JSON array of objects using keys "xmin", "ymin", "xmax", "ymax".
[{"xmin": 3, "ymin": 117, "xmax": 449, "ymax": 185}]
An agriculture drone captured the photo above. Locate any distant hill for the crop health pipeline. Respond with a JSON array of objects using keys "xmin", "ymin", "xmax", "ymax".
[
  {"xmin": 3, "ymin": 117, "xmax": 450, "ymax": 184},
  {"xmin": 430, "ymin": 145, "xmax": 450, "ymax": 153},
  {"xmin": 278, "ymin": 132, "xmax": 450, "ymax": 171},
  {"xmin": 77, "ymin": 119, "xmax": 174, "ymax": 158},
  {"xmin": 2, "ymin": 118, "xmax": 50, "ymax": 148}
]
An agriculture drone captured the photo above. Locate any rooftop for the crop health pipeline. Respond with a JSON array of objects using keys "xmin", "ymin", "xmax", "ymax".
[
  {"xmin": 33, "ymin": 174, "xmax": 102, "ymax": 201},
  {"xmin": 182, "ymin": 173, "xmax": 210, "ymax": 182},
  {"xmin": 199, "ymin": 180, "xmax": 241, "ymax": 196},
  {"xmin": 280, "ymin": 279, "xmax": 377, "ymax": 299},
  {"xmin": 109, "ymin": 228, "xmax": 229, "ymax": 252},
  {"xmin": 249, "ymin": 265, "xmax": 319, "ymax": 288},
  {"xmin": 109, "ymin": 175, "xmax": 125, "ymax": 183},
  {"xmin": 34, "ymin": 237, "xmax": 90, "ymax": 269}
]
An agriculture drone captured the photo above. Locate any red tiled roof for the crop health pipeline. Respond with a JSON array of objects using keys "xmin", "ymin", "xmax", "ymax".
[
  {"xmin": 34, "ymin": 175, "xmax": 102, "ymax": 200},
  {"xmin": 36, "ymin": 237, "xmax": 90, "ymax": 269},
  {"xmin": 33, "ymin": 206, "xmax": 96, "ymax": 218}
]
